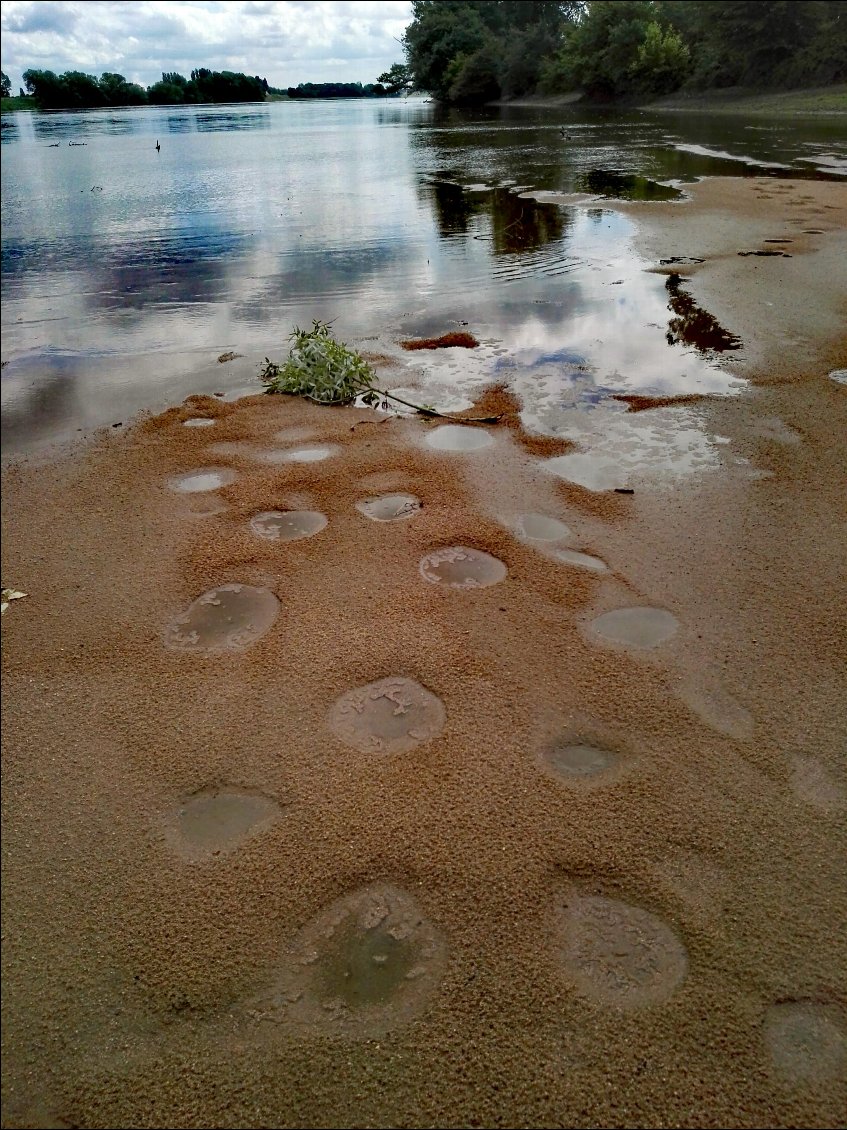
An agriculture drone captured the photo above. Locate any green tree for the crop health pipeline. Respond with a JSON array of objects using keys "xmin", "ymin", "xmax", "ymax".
[
  {"xmin": 1, "ymin": 71, "xmax": 11, "ymax": 98},
  {"xmin": 377, "ymin": 62, "xmax": 414, "ymax": 93}
]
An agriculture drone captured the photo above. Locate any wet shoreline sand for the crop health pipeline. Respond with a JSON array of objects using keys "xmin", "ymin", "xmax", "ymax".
[{"xmin": 2, "ymin": 178, "xmax": 846, "ymax": 1128}]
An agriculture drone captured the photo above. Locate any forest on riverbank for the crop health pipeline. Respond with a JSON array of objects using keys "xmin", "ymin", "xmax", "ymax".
[{"xmin": 393, "ymin": 0, "xmax": 847, "ymax": 105}]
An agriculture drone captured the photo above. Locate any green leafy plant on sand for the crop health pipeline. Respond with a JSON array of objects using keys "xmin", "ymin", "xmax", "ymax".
[{"xmin": 260, "ymin": 320, "xmax": 499, "ymax": 424}]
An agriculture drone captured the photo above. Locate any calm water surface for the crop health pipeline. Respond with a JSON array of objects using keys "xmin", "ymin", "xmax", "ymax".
[{"xmin": 1, "ymin": 99, "xmax": 844, "ymax": 454}]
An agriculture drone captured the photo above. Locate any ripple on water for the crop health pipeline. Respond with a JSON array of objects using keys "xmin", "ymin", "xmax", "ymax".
[
  {"xmin": 420, "ymin": 546, "xmax": 507, "ymax": 589},
  {"xmin": 328, "ymin": 676, "xmax": 445, "ymax": 754},
  {"xmin": 249, "ymin": 883, "xmax": 447, "ymax": 1038},
  {"xmin": 588, "ymin": 606, "xmax": 678, "ymax": 649},
  {"xmin": 764, "ymin": 1001, "xmax": 846, "ymax": 1082},
  {"xmin": 250, "ymin": 510, "xmax": 327, "ymax": 542},
  {"xmin": 164, "ymin": 584, "xmax": 279, "ymax": 652},
  {"xmin": 425, "ymin": 425, "xmax": 494, "ymax": 453},
  {"xmin": 356, "ymin": 494, "xmax": 422, "ymax": 522},
  {"xmin": 554, "ymin": 893, "xmax": 688, "ymax": 1009},
  {"xmin": 165, "ymin": 788, "xmax": 281, "ymax": 858},
  {"xmin": 167, "ymin": 467, "xmax": 237, "ymax": 493}
]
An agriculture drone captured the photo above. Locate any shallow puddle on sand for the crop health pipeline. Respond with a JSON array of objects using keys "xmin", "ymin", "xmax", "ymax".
[
  {"xmin": 166, "ymin": 789, "xmax": 281, "ymax": 858},
  {"xmin": 281, "ymin": 445, "xmax": 338, "ymax": 462},
  {"xmin": 789, "ymin": 755, "xmax": 845, "ymax": 812},
  {"xmin": 356, "ymin": 494, "xmax": 422, "ymax": 522},
  {"xmin": 247, "ymin": 883, "xmax": 447, "ymax": 1038},
  {"xmin": 425, "ymin": 425, "xmax": 494, "ymax": 453},
  {"xmin": 550, "ymin": 547, "xmax": 608, "ymax": 573},
  {"xmin": 328, "ymin": 676, "xmax": 445, "ymax": 754},
  {"xmin": 588, "ymin": 606, "xmax": 678, "ymax": 649},
  {"xmin": 164, "ymin": 584, "xmax": 279, "ymax": 652},
  {"xmin": 183, "ymin": 417, "xmax": 216, "ymax": 428},
  {"xmin": 250, "ymin": 510, "xmax": 327, "ymax": 542},
  {"xmin": 419, "ymin": 546, "xmax": 507, "ymax": 589},
  {"xmin": 764, "ymin": 1001, "xmax": 846, "ymax": 1082},
  {"xmin": 167, "ymin": 467, "xmax": 237, "ymax": 493},
  {"xmin": 829, "ymin": 369, "xmax": 847, "ymax": 385},
  {"xmin": 515, "ymin": 513, "xmax": 572, "ymax": 542},
  {"xmin": 679, "ymin": 676, "xmax": 754, "ymax": 740},
  {"xmin": 543, "ymin": 742, "xmax": 620, "ymax": 783},
  {"xmin": 554, "ymin": 893, "xmax": 688, "ymax": 1009}
]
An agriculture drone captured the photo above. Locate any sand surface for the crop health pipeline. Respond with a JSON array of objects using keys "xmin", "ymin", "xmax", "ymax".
[{"xmin": 2, "ymin": 178, "xmax": 846, "ymax": 1129}]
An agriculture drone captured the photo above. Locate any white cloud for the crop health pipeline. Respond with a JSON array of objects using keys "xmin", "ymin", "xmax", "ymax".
[{"xmin": 0, "ymin": 0, "xmax": 412, "ymax": 91}]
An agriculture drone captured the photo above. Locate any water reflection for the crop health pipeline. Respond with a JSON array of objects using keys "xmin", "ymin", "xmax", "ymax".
[
  {"xmin": 422, "ymin": 176, "xmax": 566, "ymax": 250},
  {"xmin": 665, "ymin": 274, "xmax": 742, "ymax": 353},
  {"xmin": 2, "ymin": 99, "xmax": 843, "ymax": 453}
]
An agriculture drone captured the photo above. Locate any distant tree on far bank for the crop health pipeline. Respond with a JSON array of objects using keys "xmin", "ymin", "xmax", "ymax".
[
  {"xmin": 1, "ymin": 71, "xmax": 11, "ymax": 98},
  {"xmin": 286, "ymin": 82, "xmax": 389, "ymax": 98},
  {"xmin": 21, "ymin": 67, "xmax": 269, "ymax": 109}
]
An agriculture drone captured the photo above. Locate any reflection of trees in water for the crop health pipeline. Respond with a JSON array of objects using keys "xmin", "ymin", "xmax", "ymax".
[
  {"xmin": 665, "ymin": 274, "xmax": 741, "ymax": 353},
  {"xmin": 421, "ymin": 177, "xmax": 567, "ymax": 252},
  {"xmin": 580, "ymin": 169, "xmax": 681, "ymax": 201},
  {"xmin": 1, "ymin": 116, "xmax": 20, "ymax": 143}
]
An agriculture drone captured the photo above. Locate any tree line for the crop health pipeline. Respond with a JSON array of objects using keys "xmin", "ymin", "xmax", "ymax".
[
  {"xmin": 5, "ymin": 68, "xmax": 269, "ymax": 110},
  {"xmin": 390, "ymin": 0, "xmax": 847, "ymax": 105}
]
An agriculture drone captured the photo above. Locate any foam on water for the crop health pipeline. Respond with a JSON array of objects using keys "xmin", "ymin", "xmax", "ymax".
[
  {"xmin": 247, "ymin": 883, "xmax": 447, "ymax": 1038},
  {"xmin": 356, "ymin": 494, "xmax": 422, "ymax": 522},
  {"xmin": 553, "ymin": 892, "xmax": 688, "ymax": 1009},
  {"xmin": 250, "ymin": 510, "xmax": 328, "ymax": 542},
  {"xmin": 164, "ymin": 583, "xmax": 279, "ymax": 652},
  {"xmin": 328, "ymin": 676, "xmax": 446, "ymax": 754},
  {"xmin": 419, "ymin": 546, "xmax": 507, "ymax": 589}
]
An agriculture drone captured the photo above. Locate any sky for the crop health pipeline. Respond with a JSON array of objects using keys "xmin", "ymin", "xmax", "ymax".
[{"xmin": 0, "ymin": 0, "xmax": 413, "ymax": 92}]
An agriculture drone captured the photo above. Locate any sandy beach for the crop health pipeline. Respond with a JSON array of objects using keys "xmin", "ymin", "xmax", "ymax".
[{"xmin": 2, "ymin": 176, "xmax": 846, "ymax": 1129}]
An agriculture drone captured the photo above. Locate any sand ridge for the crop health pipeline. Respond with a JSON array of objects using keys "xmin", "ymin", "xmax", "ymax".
[{"xmin": 1, "ymin": 178, "xmax": 846, "ymax": 1129}]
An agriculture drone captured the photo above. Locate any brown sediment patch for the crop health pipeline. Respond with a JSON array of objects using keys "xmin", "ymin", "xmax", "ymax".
[
  {"xmin": 400, "ymin": 331, "xmax": 479, "ymax": 351},
  {"xmin": 612, "ymin": 392, "xmax": 707, "ymax": 413},
  {"xmin": 458, "ymin": 384, "xmax": 573, "ymax": 458}
]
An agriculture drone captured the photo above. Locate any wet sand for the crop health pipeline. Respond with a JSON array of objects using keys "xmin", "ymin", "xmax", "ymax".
[{"xmin": 2, "ymin": 178, "xmax": 846, "ymax": 1129}]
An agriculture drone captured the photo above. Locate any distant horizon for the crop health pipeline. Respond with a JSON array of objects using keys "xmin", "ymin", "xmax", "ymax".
[{"xmin": 0, "ymin": 0, "xmax": 412, "ymax": 96}]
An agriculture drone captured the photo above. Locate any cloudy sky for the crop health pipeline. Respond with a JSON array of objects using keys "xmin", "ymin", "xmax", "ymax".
[{"xmin": 0, "ymin": 0, "xmax": 413, "ymax": 92}]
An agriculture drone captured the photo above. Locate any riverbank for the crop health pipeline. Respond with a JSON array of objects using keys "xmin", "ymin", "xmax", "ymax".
[
  {"xmin": 2, "ymin": 176, "xmax": 845, "ymax": 1129},
  {"xmin": 491, "ymin": 84, "xmax": 847, "ymax": 115}
]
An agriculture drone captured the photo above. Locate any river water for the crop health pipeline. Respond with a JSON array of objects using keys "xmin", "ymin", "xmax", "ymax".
[{"xmin": 1, "ymin": 98, "xmax": 844, "ymax": 455}]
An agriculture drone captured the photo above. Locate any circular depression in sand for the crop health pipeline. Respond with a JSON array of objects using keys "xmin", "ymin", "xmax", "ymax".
[
  {"xmin": 554, "ymin": 893, "xmax": 688, "ymax": 1009},
  {"xmin": 164, "ymin": 584, "xmax": 279, "ymax": 652},
  {"xmin": 588, "ymin": 606, "xmax": 678, "ymax": 649},
  {"xmin": 165, "ymin": 788, "xmax": 281, "ymax": 858},
  {"xmin": 516, "ymin": 513, "xmax": 572, "ymax": 542},
  {"xmin": 426, "ymin": 425, "xmax": 494, "ymax": 453},
  {"xmin": 250, "ymin": 510, "xmax": 327, "ymax": 542},
  {"xmin": 249, "ymin": 883, "xmax": 447, "ymax": 1039},
  {"xmin": 328, "ymin": 676, "xmax": 445, "ymax": 754},
  {"xmin": 167, "ymin": 467, "xmax": 237, "ymax": 493},
  {"xmin": 419, "ymin": 546, "xmax": 507, "ymax": 590},
  {"xmin": 543, "ymin": 742, "xmax": 621, "ymax": 783},
  {"xmin": 764, "ymin": 1001, "xmax": 846, "ymax": 1082},
  {"xmin": 356, "ymin": 494, "xmax": 422, "ymax": 522},
  {"xmin": 281, "ymin": 445, "xmax": 339, "ymax": 463}
]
